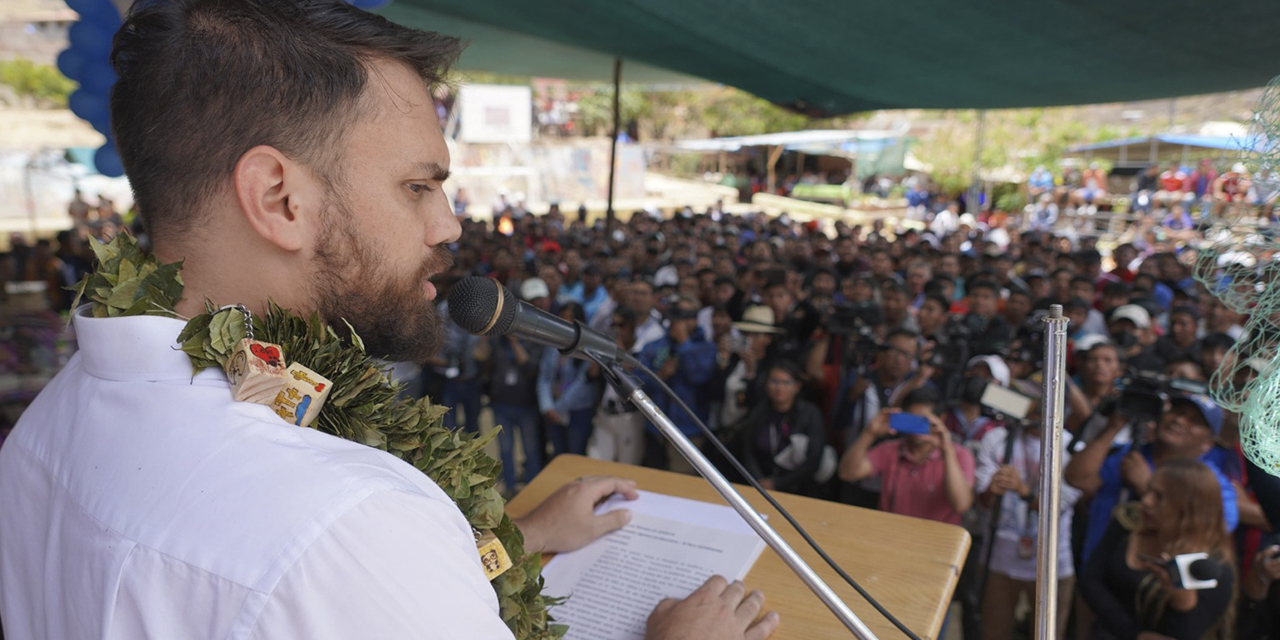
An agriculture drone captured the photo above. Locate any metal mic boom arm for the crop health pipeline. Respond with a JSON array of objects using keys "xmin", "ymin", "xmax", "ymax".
[{"xmin": 587, "ymin": 353, "xmax": 881, "ymax": 640}]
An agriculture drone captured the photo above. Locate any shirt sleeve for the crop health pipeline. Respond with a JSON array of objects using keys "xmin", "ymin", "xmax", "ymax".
[
  {"xmin": 866, "ymin": 440, "xmax": 895, "ymax": 477},
  {"xmin": 974, "ymin": 428, "xmax": 1006, "ymax": 493},
  {"xmin": 249, "ymin": 490, "xmax": 515, "ymax": 640}
]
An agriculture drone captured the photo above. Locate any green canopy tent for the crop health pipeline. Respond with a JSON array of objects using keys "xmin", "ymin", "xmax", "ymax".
[
  {"xmin": 380, "ymin": 0, "xmax": 1280, "ymax": 219},
  {"xmin": 383, "ymin": 0, "xmax": 1280, "ymax": 116}
]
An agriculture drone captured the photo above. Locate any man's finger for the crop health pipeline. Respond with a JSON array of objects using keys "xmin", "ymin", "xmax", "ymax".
[
  {"xmin": 735, "ymin": 589, "xmax": 765, "ymax": 622},
  {"xmin": 580, "ymin": 476, "xmax": 640, "ymax": 501},
  {"xmin": 592, "ymin": 508, "xmax": 632, "ymax": 537},
  {"xmin": 721, "ymin": 580, "xmax": 747, "ymax": 605},
  {"xmin": 745, "ymin": 611, "xmax": 781, "ymax": 640},
  {"xmin": 698, "ymin": 575, "xmax": 729, "ymax": 597}
]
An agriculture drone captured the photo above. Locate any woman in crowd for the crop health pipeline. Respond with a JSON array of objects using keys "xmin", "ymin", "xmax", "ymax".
[
  {"xmin": 739, "ymin": 360, "xmax": 826, "ymax": 496},
  {"xmin": 1081, "ymin": 458, "xmax": 1236, "ymax": 640}
]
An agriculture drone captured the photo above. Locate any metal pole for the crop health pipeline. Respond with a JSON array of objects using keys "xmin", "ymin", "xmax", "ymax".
[
  {"xmin": 605, "ymin": 57, "xmax": 622, "ymax": 226},
  {"xmin": 627, "ymin": 387, "xmax": 881, "ymax": 640},
  {"xmin": 1036, "ymin": 305, "xmax": 1070, "ymax": 640},
  {"xmin": 969, "ymin": 109, "xmax": 986, "ymax": 215}
]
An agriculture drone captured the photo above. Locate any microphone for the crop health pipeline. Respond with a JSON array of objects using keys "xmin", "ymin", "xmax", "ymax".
[{"xmin": 448, "ymin": 276, "xmax": 624, "ymax": 363}]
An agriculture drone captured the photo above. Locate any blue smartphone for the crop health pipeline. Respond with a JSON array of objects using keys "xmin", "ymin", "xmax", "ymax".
[{"xmin": 889, "ymin": 413, "xmax": 932, "ymax": 436}]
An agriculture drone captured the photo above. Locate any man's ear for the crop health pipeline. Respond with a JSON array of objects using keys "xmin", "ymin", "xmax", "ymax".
[{"xmin": 233, "ymin": 145, "xmax": 321, "ymax": 252}]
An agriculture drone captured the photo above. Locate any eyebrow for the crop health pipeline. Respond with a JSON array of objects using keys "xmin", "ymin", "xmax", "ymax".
[{"xmin": 412, "ymin": 161, "xmax": 451, "ymax": 182}]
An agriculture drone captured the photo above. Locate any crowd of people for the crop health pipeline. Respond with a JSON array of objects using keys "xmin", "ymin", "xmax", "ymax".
[
  {"xmin": 414, "ymin": 195, "xmax": 1277, "ymax": 640},
  {"xmin": 2, "ymin": 173, "xmax": 1278, "ymax": 639}
]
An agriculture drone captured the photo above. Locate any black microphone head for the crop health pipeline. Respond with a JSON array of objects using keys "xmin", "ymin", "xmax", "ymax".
[
  {"xmin": 448, "ymin": 276, "xmax": 518, "ymax": 336},
  {"xmin": 1188, "ymin": 558, "xmax": 1220, "ymax": 581}
]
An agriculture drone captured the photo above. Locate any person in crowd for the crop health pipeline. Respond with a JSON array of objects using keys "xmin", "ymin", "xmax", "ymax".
[
  {"xmin": 1240, "ymin": 535, "xmax": 1280, "ymax": 639},
  {"xmin": 717, "ymin": 305, "xmax": 784, "ymax": 432},
  {"xmin": 762, "ymin": 276, "xmax": 820, "ymax": 364},
  {"xmin": 1081, "ymin": 458, "xmax": 1236, "ymax": 640},
  {"xmin": 740, "ymin": 360, "xmax": 827, "ymax": 496},
  {"xmin": 976, "ymin": 393, "xmax": 1079, "ymax": 640},
  {"xmin": 963, "ymin": 279, "xmax": 1011, "ymax": 357},
  {"xmin": 837, "ymin": 388, "xmax": 976, "ymax": 525},
  {"xmin": 488, "ymin": 277, "xmax": 551, "ymax": 492},
  {"xmin": 537, "ymin": 302, "xmax": 599, "ymax": 457},
  {"xmin": 1107, "ymin": 304, "xmax": 1163, "ymax": 372},
  {"xmin": 879, "ymin": 281, "xmax": 918, "ymax": 336},
  {"xmin": 1065, "ymin": 394, "xmax": 1239, "ymax": 567},
  {"xmin": 627, "ymin": 277, "xmax": 667, "ymax": 352},
  {"xmin": 589, "ymin": 306, "xmax": 647, "ymax": 465},
  {"xmin": 435, "ymin": 294, "xmax": 485, "ymax": 434},
  {"xmin": 917, "ymin": 293, "xmax": 950, "ymax": 344},
  {"xmin": 1153, "ymin": 305, "xmax": 1202, "ymax": 366},
  {"xmin": 944, "ymin": 355, "xmax": 1009, "ymax": 444},
  {"xmin": 637, "ymin": 296, "xmax": 717, "ymax": 470}
]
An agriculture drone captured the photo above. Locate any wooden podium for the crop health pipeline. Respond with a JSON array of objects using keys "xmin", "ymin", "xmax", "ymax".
[{"xmin": 507, "ymin": 455, "xmax": 970, "ymax": 640}]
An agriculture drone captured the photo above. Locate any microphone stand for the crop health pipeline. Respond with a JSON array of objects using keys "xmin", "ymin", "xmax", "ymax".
[{"xmin": 587, "ymin": 350, "xmax": 881, "ymax": 640}]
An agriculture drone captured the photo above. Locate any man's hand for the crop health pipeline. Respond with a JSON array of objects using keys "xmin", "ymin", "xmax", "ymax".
[
  {"xmin": 658, "ymin": 356, "xmax": 679, "ymax": 380},
  {"xmin": 990, "ymin": 465, "xmax": 1026, "ymax": 497},
  {"xmin": 865, "ymin": 409, "xmax": 898, "ymax": 439},
  {"xmin": 1246, "ymin": 545, "xmax": 1280, "ymax": 600},
  {"xmin": 646, "ymin": 576, "xmax": 780, "ymax": 640},
  {"xmin": 1120, "ymin": 451, "xmax": 1152, "ymax": 494},
  {"xmin": 515, "ymin": 476, "xmax": 639, "ymax": 554},
  {"xmin": 544, "ymin": 409, "xmax": 564, "ymax": 426}
]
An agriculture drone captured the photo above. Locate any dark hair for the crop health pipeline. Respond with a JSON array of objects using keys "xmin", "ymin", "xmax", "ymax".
[
  {"xmin": 1070, "ymin": 275, "xmax": 1094, "ymax": 288},
  {"xmin": 885, "ymin": 328, "xmax": 920, "ymax": 346},
  {"xmin": 1064, "ymin": 297, "xmax": 1090, "ymax": 312},
  {"xmin": 1200, "ymin": 332, "xmax": 1236, "ymax": 352},
  {"xmin": 901, "ymin": 387, "xmax": 939, "ymax": 413},
  {"xmin": 110, "ymin": 0, "xmax": 462, "ymax": 242},
  {"xmin": 968, "ymin": 279, "xmax": 999, "ymax": 296},
  {"xmin": 559, "ymin": 301, "xmax": 586, "ymax": 323},
  {"xmin": 612, "ymin": 305, "xmax": 638, "ymax": 328},
  {"xmin": 1170, "ymin": 304, "xmax": 1201, "ymax": 321},
  {"xmin": 1102, "ymin": 281, "xmax": 1131, "ymax": 298},
  {"xmin": 922, "ymin": 293, "xmax": 950, "ymax": 312},
  {"xmin": 766, "ymin": 359, "xmax": 805, "ymax": 384}
]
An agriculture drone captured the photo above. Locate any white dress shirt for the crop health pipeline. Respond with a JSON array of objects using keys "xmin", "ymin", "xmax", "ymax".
[{"xmin": 0, "ymin": 310, "xmax": 514, "ymax": 640}]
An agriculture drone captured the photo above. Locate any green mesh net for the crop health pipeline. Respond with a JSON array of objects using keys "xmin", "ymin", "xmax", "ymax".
[{"xmin": 1194, "ymin": 76, "xmax": 1280, "ymax": 476}]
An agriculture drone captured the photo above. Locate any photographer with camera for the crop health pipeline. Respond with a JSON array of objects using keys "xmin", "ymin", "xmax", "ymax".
[
  {"xmin": 715, "ymin": 306, "xmax": 785, "ymax": 433},
  {"xmin": 975, "ymin": 392, "xmax": 1081, "ymax": 640},
  {"xmin": 1065, "ymin": 394, "xmax": 1239, "ymax": 568},
  {"xmin": 838, "ymin": 388, "xmax": 976, "ymax": 525}
]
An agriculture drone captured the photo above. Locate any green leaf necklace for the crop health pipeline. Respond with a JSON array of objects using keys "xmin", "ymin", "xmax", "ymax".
[{"xmin": 72, "ymin": 234, "xmax": 566, "ymax": 640}]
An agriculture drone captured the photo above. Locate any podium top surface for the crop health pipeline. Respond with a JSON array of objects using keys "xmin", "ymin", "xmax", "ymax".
[{"xmin": 507, "ymin": 455, "xmax": 971, "ymax": 640}]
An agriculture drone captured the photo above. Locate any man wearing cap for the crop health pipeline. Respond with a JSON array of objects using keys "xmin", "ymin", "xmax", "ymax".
[
  {"xmin": 943, "ymin": 356, "xmax": 1010, "ymax": 444},
  {"xmin": 1106, "ymin": 303, "xmax": 1162, "ymax": 372},
  {"xmin": 637, "ymin": 296, "xmax": 718, "ymax": 471},
  {"xmin": 1065, "ymin": 394, "xmax": 1239, "ymax": 566}
]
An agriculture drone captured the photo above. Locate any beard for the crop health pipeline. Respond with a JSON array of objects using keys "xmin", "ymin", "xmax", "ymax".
[{"xmin": 311, "ymin": 191, "xmax": 453, "ymax": 363}]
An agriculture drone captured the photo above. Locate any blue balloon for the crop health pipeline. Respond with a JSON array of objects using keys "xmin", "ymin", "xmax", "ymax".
[
  {"xmin": 80, "ymin": 61, "xmax": 117, "ymax": 95},
  {"xmin": 56, "ymin": 48, "xmax": 87, "ymax": 83},
  {"xmin": 68, "ymin": 89, "xmax": 107, "ymax": 122},
  {"xmin": 94, "ymin": 144, "xmax": 124, "ymax": 178},
  {"xmin": 88, "ymin": 110, "xmax": 112, "ymax": 137},
  {"xmin": 69, "ymin": 21, "xmax": 113, "ymax": 54}
]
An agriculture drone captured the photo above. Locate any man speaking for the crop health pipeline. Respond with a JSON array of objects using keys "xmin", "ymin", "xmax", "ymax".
[{"xmin": 0, "ymin": 1, "xmax": 778, "ymax": 639}]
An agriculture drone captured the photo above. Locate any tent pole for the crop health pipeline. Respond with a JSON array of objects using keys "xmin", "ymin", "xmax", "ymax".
[
  {"xmin": 969, "ymin": 109, "xmax": 986, "ymax": 214},
  {"xmin": 606, "ymin": 57, "xmax": 623, "ymax": 226}
]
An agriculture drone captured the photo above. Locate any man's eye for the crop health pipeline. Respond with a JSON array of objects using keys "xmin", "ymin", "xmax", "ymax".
[{"xmin": 408, "ymin": 183, "xmax": 434, "ymax": 194}]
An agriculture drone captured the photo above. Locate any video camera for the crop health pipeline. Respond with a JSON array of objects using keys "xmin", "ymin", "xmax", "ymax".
[
  {"xmin": 927, "ymin": 314, "xmax": 983, "ymax": 371},
  {"xmin": 826, "ymin": 302, "xmax": 882, "ymax": 372},
  {"xmin": 1102, "ymin": 369, "xmax": 1210, "ymax": 426}
]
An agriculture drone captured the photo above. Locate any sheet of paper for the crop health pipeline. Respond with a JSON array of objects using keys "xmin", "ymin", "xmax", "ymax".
[{"xmin": 541, "ymin": 490, "xmax": 767, "ymax": 640}]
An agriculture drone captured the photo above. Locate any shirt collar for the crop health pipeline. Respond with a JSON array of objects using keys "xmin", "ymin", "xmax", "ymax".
[{"xmin": 73, "ymin": 305, "xmax": 226, "ymax": 384}]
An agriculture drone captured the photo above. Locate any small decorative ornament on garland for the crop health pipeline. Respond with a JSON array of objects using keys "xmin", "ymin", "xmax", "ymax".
[{"xmin": 71, "ymin": 234, "xmax": 563, "ymax": 638}]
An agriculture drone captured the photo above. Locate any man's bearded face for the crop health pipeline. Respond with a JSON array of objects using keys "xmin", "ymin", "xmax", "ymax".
[{"xmin": 312, "ymin": 187, "xmax": 452, "ymax": 363}]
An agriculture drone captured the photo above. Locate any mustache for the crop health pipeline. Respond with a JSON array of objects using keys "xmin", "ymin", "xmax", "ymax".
[{"xmin": 420, "ymin": 246, "xmax": 454, "ymax": 280}]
